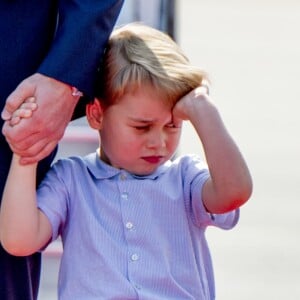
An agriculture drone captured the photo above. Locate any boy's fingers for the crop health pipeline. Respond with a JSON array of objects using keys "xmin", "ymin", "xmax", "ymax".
[
  {"xmin": 21, "ymin": 102, "xmax": 38, "ymax": 111},
  {"xmin": 171, "ymin": 114, "xmax": 183, "ymax": 128},
  {"xmin": 194, "ymin": 86, "xmax": 209, "ymax": 98},
  {"xmin": 24, "ymin": 96, "xmax": 36, "ymax": 103},
  {"xmin": 1, "ymin": 97, "xmax": 37, "ymax": 121},
  {"xmin": 11, "ymin": 107, "xmax": 34, "ymax": 121}
]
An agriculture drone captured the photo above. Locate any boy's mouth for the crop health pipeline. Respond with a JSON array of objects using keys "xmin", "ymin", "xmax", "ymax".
[{"xmin": 142, "ymin": 156, "xmax": 163, "ymax": 164}]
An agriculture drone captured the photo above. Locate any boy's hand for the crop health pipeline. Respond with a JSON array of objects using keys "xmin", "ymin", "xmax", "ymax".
[
  {"xmin": 8, "ymin": 97, "xmax": 38, "ymax": 126},
  {"xmin": 172, "ymin": 83, "xmax": 210, "ymax": 126}
]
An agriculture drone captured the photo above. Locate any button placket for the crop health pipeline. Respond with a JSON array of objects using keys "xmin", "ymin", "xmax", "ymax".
[{"xmin": 117, "ymin": 172, "xmax": 142, "ymax": 292}]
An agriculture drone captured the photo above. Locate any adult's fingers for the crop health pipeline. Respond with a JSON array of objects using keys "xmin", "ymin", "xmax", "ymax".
[
  {"xmin": 8, "ymin": 135, "xmax": 59, "ymax": 160},
  {"xmin": 19, "ymin": 140, "xmax": 59, "ymax": 165},
  {"xmin": 2, "ymin": 117, "xmax": 38, "ymax": 147},
  {"xmin": 1, "ymin": 79, "xmax": 35, "ymax": 120}
]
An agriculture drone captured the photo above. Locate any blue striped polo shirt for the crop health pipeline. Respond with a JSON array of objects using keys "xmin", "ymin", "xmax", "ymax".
[{"xmin": 37, "ymin": 152, "xmax": 239, "ymax": 300}]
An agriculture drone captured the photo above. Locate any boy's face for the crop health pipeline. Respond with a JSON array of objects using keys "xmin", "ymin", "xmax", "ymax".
[{"xmin": 99, "ymin": 85, "xmax": 182, "ymax": 175}]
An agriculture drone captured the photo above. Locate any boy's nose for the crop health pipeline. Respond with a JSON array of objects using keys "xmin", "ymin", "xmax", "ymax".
[{"xmin": 147, "ymin": 132, "xmax": 166, "ymax": 149}]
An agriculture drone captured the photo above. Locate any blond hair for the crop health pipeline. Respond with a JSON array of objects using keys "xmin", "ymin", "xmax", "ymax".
[{"xmin": 96, "ymin": 23, "xmax": 208, "ymax": 106}]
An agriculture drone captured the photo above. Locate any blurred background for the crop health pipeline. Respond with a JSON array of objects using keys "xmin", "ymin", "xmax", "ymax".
[{"xmin": 39, "ymin": 0, "xmax": 300, "ymax": 299}]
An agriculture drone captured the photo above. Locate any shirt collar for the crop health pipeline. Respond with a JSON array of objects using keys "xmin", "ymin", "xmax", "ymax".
[{"xmin": 84, "ymin": 152, "xmax": 169, "ymax": 180}]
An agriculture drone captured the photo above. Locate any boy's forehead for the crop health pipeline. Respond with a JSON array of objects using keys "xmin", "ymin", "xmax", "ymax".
[
  {"xmin": 121, "ymin": 98, "xmax": 173, "ymax": 124},
  {"xmin": 119, "ymin": 89, "xmax": 172, "ymax": 110}
]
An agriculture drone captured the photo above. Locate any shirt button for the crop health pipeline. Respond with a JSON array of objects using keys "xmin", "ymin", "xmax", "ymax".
[
  {"xmin": 120, "ymin": 173, "xmax": 127, "ymax": 180},
  {"xmin": 121, "ymin": 192, "xmax": 128, "ymax": 200},
  {"xmin": 131, "ymin": 254, "xmax": 139, "ymax": 261},
  {"xmin": 125, "ymin": 222, "xmax": 133, "ymax": 230}
]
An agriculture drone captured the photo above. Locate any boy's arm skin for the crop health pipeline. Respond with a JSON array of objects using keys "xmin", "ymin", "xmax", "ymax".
[
  {"xmin": 173, "ymin": 86, "xmax": 253, "ymax": 214},
  {"xmin": 0, "ymin": 101, "xmax": 52, "ymax": 256},
  {"xmin": 0, "ymin": 155, "xmax": 52, "ymax": 256}
]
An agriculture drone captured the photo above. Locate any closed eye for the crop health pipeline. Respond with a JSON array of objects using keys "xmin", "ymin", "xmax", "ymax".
[
  {"xmin": 134, "ymin": 125, "xmax": 151, "ymax": 131},
  {"xmin": 165, "ymin": 123, "xmax": 181, "ymax": 129}
]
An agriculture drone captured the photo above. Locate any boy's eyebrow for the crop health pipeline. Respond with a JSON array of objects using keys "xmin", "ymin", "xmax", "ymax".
[
  {"xmin": 128, "ymin": 116, "xmax": 174, "ymax": 125},
  {"xmin": 128, "ymin": 116, "xmax": 156, "ymax": 123}
]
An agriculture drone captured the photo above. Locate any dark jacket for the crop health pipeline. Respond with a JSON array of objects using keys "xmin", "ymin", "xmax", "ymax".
[{"xmin": 0, "ymin": 1, "xmax": 123, "ymax": 299}]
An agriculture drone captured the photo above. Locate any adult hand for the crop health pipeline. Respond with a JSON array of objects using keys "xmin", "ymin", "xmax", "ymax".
[{"xmin": 1, "ymin": 73, "xmax": 81, "ymax": 164}]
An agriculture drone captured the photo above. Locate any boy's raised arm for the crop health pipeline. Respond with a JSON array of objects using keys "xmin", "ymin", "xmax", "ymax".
[
  {"xmin": 173, "ymin": 86, "xmax": 252, "ymax": 214},
  {"xmin": 0, "ymin": 155, "xmax": 52, "ymax": 256}
]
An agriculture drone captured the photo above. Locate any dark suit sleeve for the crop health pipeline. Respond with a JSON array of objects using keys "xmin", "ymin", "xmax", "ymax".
[{"xmin": 38, "ymin": 0, "xmax": 124, "ymax": 98}]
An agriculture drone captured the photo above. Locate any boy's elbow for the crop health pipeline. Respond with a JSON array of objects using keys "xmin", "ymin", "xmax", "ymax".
[
  {"xmin": 224, "ymin": 179, "xmax": 253, "ymax": 212},
  {"xmin": 0, "ymin": 236, "xmax": 36, "ymax": 257},
  {"xmin": 211, "ymin": 179, "xmax": 253, "ymax": 214},
  {"xmin": 240, "ymin": 176, "xmax": 253, "ymax": 204},
  {"xmin": 204, "ymin": 175, "xmax": 253, "ymax": 214},
  {"xmin": 230, "ymin": 188, "xmax": 252, "ymax": 211}
]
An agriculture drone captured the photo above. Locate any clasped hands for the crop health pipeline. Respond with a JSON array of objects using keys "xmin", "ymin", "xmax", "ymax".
[{"xmin": 1, "ymin": 73, "xmax": 81, "ymax": 164}]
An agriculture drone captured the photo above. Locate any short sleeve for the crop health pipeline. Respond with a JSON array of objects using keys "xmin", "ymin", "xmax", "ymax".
[
  {"xmin": 37, "ymin": 160, "xmax": 69, "ymax": 242},
  {"xmin": 180, "ymin": 154, "xmax": 240, "ymax": 230}
]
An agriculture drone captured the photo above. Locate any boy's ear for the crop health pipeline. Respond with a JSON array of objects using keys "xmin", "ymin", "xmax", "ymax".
[{"xmin": 86, "ymin": 98, "xmax": 104, "ymax": 130}]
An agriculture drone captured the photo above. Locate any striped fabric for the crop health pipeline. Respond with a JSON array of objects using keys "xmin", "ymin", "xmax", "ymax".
[{"xmin": 37, "ymin": 152, "xmax": 239, "ymax": 300}]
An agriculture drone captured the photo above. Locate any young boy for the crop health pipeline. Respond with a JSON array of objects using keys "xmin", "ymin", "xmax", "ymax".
[{"xmin": 0, "ymin": 24, "xmax": 252, "ymax": 299}]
